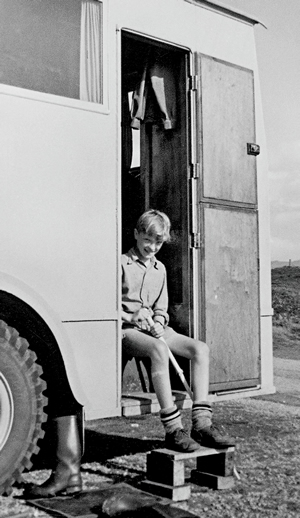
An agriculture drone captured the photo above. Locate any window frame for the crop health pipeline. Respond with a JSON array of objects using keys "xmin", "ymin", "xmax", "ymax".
[{"xmin": 0, "ymin": 0, "xmax": 109, "ymax": 114}]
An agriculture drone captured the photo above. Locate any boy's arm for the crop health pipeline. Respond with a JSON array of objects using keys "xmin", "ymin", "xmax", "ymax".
[
  {"xmin": 152, "ymin": 267, "xmax": 169, "ymax": 327},
  {"xmin": 153, "ymin": 315, "xmax": 165, "ymax": 326}
]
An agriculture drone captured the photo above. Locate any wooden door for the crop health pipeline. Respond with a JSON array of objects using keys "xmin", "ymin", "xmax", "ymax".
[{"xmin": 194, "ymin": 54, "xmax": 260, "ymax": 391}]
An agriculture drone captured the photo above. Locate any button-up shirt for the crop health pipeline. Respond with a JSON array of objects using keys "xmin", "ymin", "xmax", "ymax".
[{"xmin": 121, "ymin": 248, "xmax": 169, "ymax": 326}]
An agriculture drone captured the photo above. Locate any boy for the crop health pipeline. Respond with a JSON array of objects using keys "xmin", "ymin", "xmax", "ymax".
[{"xmin": 122, "ymin": 209, "xmax": 235, "ymax": 452}]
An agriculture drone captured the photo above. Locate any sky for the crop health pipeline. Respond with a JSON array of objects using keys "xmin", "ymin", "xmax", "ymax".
[{"xmin": 221, "ymin": 0, "xmax": 300, "ymax": 262}]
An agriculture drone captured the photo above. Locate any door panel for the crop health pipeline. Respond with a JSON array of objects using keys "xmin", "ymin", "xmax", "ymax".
[
  {"xmin": 194, "ymin": 53, "xmax": 260, "ymax": 391},
  {"xmin": 199, "ymin": 55, "xmax": 257, "ymax": 204},
  {"xmin": 203, "ymin": 206, "xmax": 260, "ymax": 388}
]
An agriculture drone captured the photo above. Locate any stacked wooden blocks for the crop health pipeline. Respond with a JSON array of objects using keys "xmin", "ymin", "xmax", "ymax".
[{"xmin": 141, "ymin": 446, "xmax": 235, "ymax": 501}]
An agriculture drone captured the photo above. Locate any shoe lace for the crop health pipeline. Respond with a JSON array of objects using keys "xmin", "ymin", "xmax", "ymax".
[
  {"xmin": 175, "ymin": 428, "xmax": 189, "ymax": 438},
  {"xmin": 210, "ymin": 424, "xmax": 220, "ymax": 434},
  {"xmin": 209, "ymin": 424, "xmax": 229, "ymax": 437}
]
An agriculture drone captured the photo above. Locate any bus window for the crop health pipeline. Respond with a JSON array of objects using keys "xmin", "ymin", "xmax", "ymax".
[{"xmin": 0, "ymin": 0, "xmax": 103, "ymax": 104}]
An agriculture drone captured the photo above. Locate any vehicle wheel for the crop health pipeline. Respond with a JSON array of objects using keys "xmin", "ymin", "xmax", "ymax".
[{"xmin": 0, "ymin": 320, "xmax": 48, "ymax": 496}]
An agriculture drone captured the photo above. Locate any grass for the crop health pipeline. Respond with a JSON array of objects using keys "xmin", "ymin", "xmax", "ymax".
[
  {"xmin": 273, "ymin": 325, "xmax": 300, "ymax": 360},
  {"xmin": 272, "ymin": 266, "xmax": 300, "ymax": 361}
]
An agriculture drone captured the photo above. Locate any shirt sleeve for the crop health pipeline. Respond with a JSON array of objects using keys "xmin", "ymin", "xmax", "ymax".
[{"xmin": 152, "ymin": 266, "xmax": 169, "ymax": 326}]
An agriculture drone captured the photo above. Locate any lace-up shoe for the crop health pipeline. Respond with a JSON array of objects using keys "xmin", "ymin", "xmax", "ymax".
[
  {"xmin": 165, "ymin": 428, "xmax": 201, "ymax": 452},
  {"xmin": 191, "ymin": 425, "xmax": 236, "ymax": 448}
]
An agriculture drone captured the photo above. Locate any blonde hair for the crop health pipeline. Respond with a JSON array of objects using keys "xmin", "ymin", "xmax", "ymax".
[{"xmin": 135, "ymin": 210, "xmax": 171, "ymax": 243}]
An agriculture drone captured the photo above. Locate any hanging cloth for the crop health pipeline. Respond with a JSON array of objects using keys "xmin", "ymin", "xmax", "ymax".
[
  {"xmin": 130, "ymin": 56, "xmax": 177, "ymax": 130},
  {"xmin": 148, "ymin": 62, "xmax": 177, "ymax": 130},
  {"xmin": 80, "ymin": 0, "xmax": 102, "ymax": 103},
  {"xmin": 130, "ymin": 64, "xmax": 148, "ymax": 130}
]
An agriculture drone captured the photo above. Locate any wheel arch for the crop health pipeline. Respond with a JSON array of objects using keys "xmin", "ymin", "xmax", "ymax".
[{"xmin": 0, "ymin": 273, "xmax": 85, "ymax": 410}]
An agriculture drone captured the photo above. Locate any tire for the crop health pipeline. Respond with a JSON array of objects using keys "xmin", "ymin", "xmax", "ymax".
[{"xmin": 0, "ymin": 320, "xmax": 48, "ymax": 496}]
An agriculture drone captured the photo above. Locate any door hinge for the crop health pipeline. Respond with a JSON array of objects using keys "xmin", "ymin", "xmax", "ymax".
[
  {"xmin": 191, "ymin": 233, "xmax": 201, "ymax": 249},
  {"xmin": 189, "ymin": 75, "xmax": 198, "ymax": 91},
  {"xmin": 190, "ymin": 163, "xmax": 200, "ymax": 179}
]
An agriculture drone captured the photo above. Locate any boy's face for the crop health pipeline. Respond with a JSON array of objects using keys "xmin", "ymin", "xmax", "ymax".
[{"xmin": 134, "ymin": 230, "xmax": 164, "ymax": 263}]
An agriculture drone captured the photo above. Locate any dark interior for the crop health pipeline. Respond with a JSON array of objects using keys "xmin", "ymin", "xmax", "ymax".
[{"xmin": 121, "ymin": 31, "xmax": 191, "ymax": 335}]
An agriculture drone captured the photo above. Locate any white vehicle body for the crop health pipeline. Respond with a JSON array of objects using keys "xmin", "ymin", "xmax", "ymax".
[{"xmin": 0, "ymin": 0, "xmax": 274, "ymax": 421}]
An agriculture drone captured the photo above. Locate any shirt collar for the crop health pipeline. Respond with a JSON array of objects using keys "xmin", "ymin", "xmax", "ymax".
[{"xmin": 127, "ymin": 247, "xmax": 158, "ymax": 268}]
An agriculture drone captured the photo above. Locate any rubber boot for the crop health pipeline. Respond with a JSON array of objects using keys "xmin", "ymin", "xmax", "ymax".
[{"xmin": 25, "ymin": 415, "xmax": 82, "ymax": 499}]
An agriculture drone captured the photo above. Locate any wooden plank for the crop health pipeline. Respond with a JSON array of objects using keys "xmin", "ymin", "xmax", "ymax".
[
  {"xmin": 148, "ymin": 446, "xmax": 234, "ymax": 462},
  {"xmin": 198, "ymin": 55, "xmax": 257, "ymax": 205},
  {"xmin": 191, "ymin": 471, "xmax": 235, "ymax": 490},
  {"xmin": 203, "ymin": 206, "xmax": 260, "ymax": 386},
  {"xmin": 141, "ymin": 480, "xmax": 191, "ymax": 501}
]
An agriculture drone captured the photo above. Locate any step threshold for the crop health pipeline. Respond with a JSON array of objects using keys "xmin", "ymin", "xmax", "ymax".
[{"xmin": 121, "ymin": 390, "xmax": 192, "ymax": 416}]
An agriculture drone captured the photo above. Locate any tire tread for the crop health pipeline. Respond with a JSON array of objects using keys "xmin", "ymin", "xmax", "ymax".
[{"xmin": 0, "ymin": 320, "xmax": 48, "ymax": 496}]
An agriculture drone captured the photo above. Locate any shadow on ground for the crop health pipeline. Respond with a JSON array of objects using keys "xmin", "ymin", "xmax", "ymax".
[
  {"xmin": 82, "ymin": 429, "xmax": 163, "ymax": 463},
  {"xmin": 30, "ymin": 427, "xmax": 164, "ymax": 472}
]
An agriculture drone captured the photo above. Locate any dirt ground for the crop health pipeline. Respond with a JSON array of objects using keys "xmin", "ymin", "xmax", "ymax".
[{"xmin": 1, "ymin": 346, "xmax": 300, "ymax": 518}]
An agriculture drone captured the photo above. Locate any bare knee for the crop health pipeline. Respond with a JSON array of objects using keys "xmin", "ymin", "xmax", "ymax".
[
  {"xmin": 192, "ymin": 340, "xmax": 210, "ymax": 361},
  {"xmin": 150, "ymin": 341, "xmax": 169, "ymax": 366}
]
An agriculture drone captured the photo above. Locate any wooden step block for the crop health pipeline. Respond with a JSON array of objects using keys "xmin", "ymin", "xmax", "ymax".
[{"xmin": 142, "ymin": 446, "xmax": 236, "ymax": 499}]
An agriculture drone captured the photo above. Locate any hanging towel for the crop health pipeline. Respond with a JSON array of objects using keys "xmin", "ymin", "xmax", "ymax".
[{"xmin": 130, "ymin": 57, "xmax": 177, "ymax": 130}]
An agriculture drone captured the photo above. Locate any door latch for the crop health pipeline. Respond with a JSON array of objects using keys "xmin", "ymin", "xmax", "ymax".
[{"xmin": 247, "ymin": 143, "xmax": 260, "ymax": 156}]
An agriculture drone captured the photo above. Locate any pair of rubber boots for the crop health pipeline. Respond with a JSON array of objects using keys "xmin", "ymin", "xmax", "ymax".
[{"xmin": 25, "ymin": 414, "xmax": 82, "ymax": 499}]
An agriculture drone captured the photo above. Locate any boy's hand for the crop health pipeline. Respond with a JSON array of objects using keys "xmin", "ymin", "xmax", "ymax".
[
  {"xmin": 145, "ymin": 315, "xmax": 165, "ymax": 338},
  {"xmin": 131, "ymin": 308, "xmax": 151, "ymax": 330},
  {"xmin": 148, "ymin": 320, "xmax": 165, "ymax": 339}
]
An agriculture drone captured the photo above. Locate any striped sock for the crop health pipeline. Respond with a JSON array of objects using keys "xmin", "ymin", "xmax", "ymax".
[
  {"xmin": 192, "ymin": 402, "xmax": 212, "ymax": 431},
  {"xmin": 160, "ymin": 405, "xmax": 182, "ymax": 434}
]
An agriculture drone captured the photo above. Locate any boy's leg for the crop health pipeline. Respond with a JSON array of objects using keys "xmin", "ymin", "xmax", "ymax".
[
  {"xmin": 122, "ymin": 329, "xmax": 200, "ymax": 452},
  {"xmin": 164, "ymin": 328, "xmax": 235, "ymax": 448},
  {"xmin": 123, "ymin": 328, "xmax": 174, "ymax": 409},
  {"xmin": 163, "ymin": 327, "xmax": 210, "ymax": 401}
]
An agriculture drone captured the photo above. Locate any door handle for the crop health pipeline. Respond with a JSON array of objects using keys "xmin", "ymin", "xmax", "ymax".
[{"xmin": 247, "ymin": 143, "xmax": 260, "ymax": 156}]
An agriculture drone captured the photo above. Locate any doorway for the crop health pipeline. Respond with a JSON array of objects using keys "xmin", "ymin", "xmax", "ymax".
[
  {"xmin": 121, "ymin": 31, "xmax": 191, "ymax": 334},
  {"xmin": 121, "ymin": 32, "xmax": 191, "ymax": 392}
]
